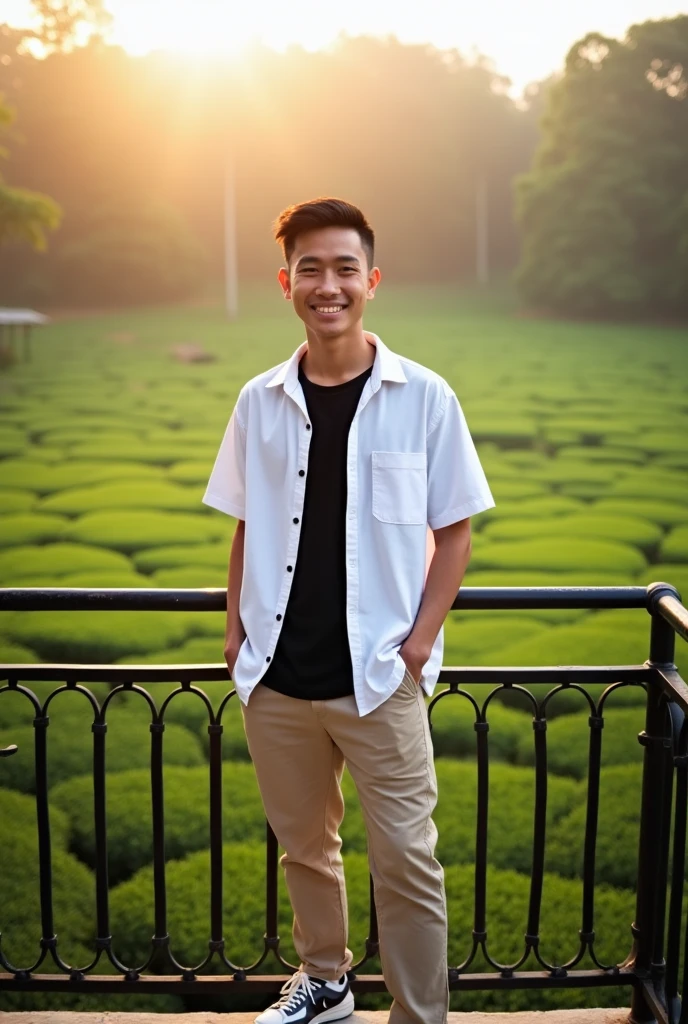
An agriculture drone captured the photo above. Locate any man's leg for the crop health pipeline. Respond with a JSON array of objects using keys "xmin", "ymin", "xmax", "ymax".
[
  {"xmin": 321, "ymin": 672, "xmax": 449, "ymax": 1024},
  {"xmin": 241, "ymin": 684, "xmax": 353, "ymax": 981}
]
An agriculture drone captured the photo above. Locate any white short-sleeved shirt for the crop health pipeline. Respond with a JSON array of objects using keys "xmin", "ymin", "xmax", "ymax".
[{"xmin": 203, "ymin": 333, "xmax": 495, "ymax": 716}]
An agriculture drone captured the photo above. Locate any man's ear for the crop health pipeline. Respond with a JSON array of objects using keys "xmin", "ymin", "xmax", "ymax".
[
  {"xmin": 367, "ymin": 267, "xmax": 382, "ymax": 300},
  {"xmin": 278, "ymin": 267, "xmax": 292, "ymax": 299}
]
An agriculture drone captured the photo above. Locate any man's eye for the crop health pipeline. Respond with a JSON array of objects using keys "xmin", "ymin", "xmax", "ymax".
[{"xmin": 341, "ymin": 267, "xmax": 356, "ymax": 273}]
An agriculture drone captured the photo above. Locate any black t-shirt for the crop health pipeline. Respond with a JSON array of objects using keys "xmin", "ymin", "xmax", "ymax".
[{"xmin": 260, "ymin": 360, "xmax": 373, "ymax": 700}]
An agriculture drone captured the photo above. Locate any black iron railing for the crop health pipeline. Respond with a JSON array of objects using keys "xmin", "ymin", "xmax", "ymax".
[{"xmin": 1, "ymin": 583, "xmax": 687, "ymax": 1022}]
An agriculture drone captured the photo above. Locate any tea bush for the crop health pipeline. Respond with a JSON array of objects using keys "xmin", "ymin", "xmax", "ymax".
[
  {"xmin": 0, "ymin": 710, "xmax": 205, "ymax": 792},
  {"xmin": 515, "ymin": 706, "xmax": 645, "ymax": 780},
  {"xmin": 40, "ymin": 482, "xmax": 202, "ymax": 515},
  {"xmin": 133, "ymin": 542, "xmax": 231, "ymax": 572},
  {"xmin": 592, "ymin": 498, "xmax": 688, "ymax": 528},
  {"xmin": 0, "ymin": 513, "xmax": 68, "ymax": 547},
  {"xmin": 107, "ymin": 843, "xmax": 634, "ymax": 1011},
  {"xmin": 548, "ymin": 764, "xmax": 641, "ymax": 889},
  {"xmin": 0, "ymin": 489, "xmax": 37, "ymax": 512},
  {"xmin": 65, "ymin": 510, "xmax": 227, "ymax": 552},
  {"xmin": 662, "ymin": 527, "xmax": 688, "ymax": 563},
  {"xmin": 469, "ymin": 538, "xmax": 646, "ymax": 574},
  {"xmin": 0, "ymin": 825, "xmax": 182, "ymax": 1012},
  {"xmin": 1, "ymin": 609, "xmax": 192, "ymax": 660},
  {"xmin": 0, "ymin": 459, "xmax": 164, "ymax": 494},
  {"xmin": 482, "ymin": 514, "xmax": 662, "ymax": 552},
  {"xmin": 0, "ymin": 543, "xmax": 132, "ymax": 582}
]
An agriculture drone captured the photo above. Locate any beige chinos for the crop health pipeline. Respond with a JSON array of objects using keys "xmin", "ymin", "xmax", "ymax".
[{"xmin": 241, "ymin": 667, "xmax": 450, "ymax": 1024}]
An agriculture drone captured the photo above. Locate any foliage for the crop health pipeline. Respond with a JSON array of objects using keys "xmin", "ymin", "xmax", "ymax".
[
  {"xmin": 0, "ymin": 488, "xmax": 37, "ymax": 511},
  {"xmin": 662, "ymin": 526, "xmax": 688, "ymax": 563},
  {"xmin": 548, "ymin": 764, "xmax": 642, "ymax": 889},
  {"xmin": 429, "ymin": 691, "xmax": 531, "ymax": 762},
  {"xmin": 133, "ymin": 542, "xmax": 231, "ymax": 572},
  {"xmin": 469, "ymin": 538, "xmax": 647, "ymax": 574},
  {"xmin": 0, "ymin": 678, "xmax": 112, "ymax": 725},
  {"xmin": 516, "ymin": 16, "xmax": 688, "ymax": 317},
  {"xmin": 55, "ymin": 198, "xmax": 207, "ymax": 306},
  {"xmin": 107, "ymin": 842, "xmax": 635, "ymax": 1011},
  {"xmin": 39, "ymin": 481, "xmax": 202, "ymax": 514},
  {"xmin": 0, "ymin": 94, "xmax": 61, "ymax": 251},
  {"xmin": 0, "ymin": 707, "xmax": 205, "ymax": 793},
  {"xmin": 0, "ymin": 785, "xmax": 70, "ymax": 848},
  {"xmin": 592, "ymin": 498, "xmax": 688, "ymax": 528},
  {"xmin": 64, "ymin": 510, "xmax": 226, "ymax": 552},
  {"xmin": 0, "ymin": 609, "xmax": 192, "ymax": 660},
  {"xmin": 515, "ymin": 706, "xmax": 646, "ymax": 780},
  {"xmin": 0, "ymin": 542, "xmax": 133, "ymax": 584},
  {"xmin": 482, "ymin": 514, "xmax": 663, "ymax": 552},
  {"xmin": 0, "ymin": 512, "xmax": 67, "ymax": 547},
  {"xmin": 0, "ymin": 459, "xmax": 165, "ymax": 494},
  {"xmin": 0, "ymin": 817, "xmax": 182, "ymax": 1013}
]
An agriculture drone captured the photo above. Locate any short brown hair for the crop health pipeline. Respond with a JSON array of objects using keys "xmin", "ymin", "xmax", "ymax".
[{"xmin": 274, "ymin": 197, "xmax": 375, "ymax": 268}]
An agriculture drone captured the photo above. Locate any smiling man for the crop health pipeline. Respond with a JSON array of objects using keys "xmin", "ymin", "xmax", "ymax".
[{"xmin": 204, "ymin": 197, "xmax": 495, "ymax": 1024}]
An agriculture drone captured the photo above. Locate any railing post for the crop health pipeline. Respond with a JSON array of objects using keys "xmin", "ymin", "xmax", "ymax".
[{"xmin": 629, "ymin": 591, "xmax": 677, "ymax": 1024}]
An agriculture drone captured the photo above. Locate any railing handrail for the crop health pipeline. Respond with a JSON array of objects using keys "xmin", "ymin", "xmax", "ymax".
[{"xmin": 0, "ymin": 582, "xmax": 681, "ymax": 613}]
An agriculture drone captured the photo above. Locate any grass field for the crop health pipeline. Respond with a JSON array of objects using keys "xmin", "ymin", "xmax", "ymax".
[{"xmin": 1, "ymin": 286, "xmax": 687, "ymax": 1013}]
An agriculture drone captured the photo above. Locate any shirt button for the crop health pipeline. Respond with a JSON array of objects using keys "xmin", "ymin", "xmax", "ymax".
[
  {"xmin": 266, "ymin": 656, "xmax": 271, "ymax": 663},
  {"xmin": 306, "ymin": 423, "xmax": 311, "ymax": 430},
  {"xmin": 298, "ymin": 470, "xmax": 305, "ymax": 477},
  {"xmin": 276, "ymin": 614, "xmax": 282, "ymax": 621},
  {"xmin": 293, "ymin": 517, "xmax": 299, "ymax": 524},
  {"xmin": 287, "ymin": 565, "xmax": 293, "ymax": 572}
]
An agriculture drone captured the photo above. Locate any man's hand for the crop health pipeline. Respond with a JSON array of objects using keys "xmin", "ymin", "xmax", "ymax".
[
  {"xmin": 224, "ymin": 633, "xmax": 244, "ymax": 678},
  {"xmin": 399, "ymin": 639, "xmax": 432, "ymax": 685}
]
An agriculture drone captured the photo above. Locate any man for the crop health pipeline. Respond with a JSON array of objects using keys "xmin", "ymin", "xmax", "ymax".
[{"xmin": 203, "ymin": 197, "xmax": 494, "ymax": 1024}]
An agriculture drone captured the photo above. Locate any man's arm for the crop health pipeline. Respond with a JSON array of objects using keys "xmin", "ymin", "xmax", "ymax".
[
  {"xmin": 224, "ymin": 519, "xmax": 246, "ymax": 677},
  {"xmin": 399, "ymin": 517, "xmax": 472, "ymax": 683}
]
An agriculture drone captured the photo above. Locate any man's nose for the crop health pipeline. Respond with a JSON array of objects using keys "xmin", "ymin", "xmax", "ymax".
[{"xmin": 316, "ymin": 272, "xmax": 341, "ymax": 296}]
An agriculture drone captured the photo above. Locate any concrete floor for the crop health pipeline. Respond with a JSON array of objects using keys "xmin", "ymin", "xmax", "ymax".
[{"xmin": 0, "ymin": 1010, "xmax": 633, "ymax": 1024}]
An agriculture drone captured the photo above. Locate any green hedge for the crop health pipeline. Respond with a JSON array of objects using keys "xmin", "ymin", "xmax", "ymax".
[
  {"xmin": 662, "ymin": 527, "xmax": 688, "ymax": 563},
  {"xmin": 0, "ymin": 513, "xmax": 68, "ymax": 548},
  {"xmin": 0, "ymin": 679, "xmax": 113, "ymax": 726},
  {"xmin": 152, "ymin": 566, "xmax": 228, "ymax": 588},
  {"xmin": 609, "ymin": 471, "xmax": 687, "ymax": 504},
  {"xmin": 0, "ymin": 827, "xmax": 183, "ymax": 1013},
  {"xmin": 482, "ymin": 514, "xmax": 662, "ymax": 551},
  {"xmin": 548, "ymin": 764, "xmax": 641, "ymax": 889},
  {"xmin": 637, "ymin": 564, "xmax": 688, "ymax": 599},
  {"xmin": 469, "ymin": 538, "xmax": 646, "ymax": 574},
  {"xmin": 557, "ymin": 446, "xmax": 645, "ymax": 464},
  {"xmin": 0, "ymin": 709, "xmax": 205, "ymax": 793},
  {"xmin": 168, "ymin": 460, "xmax": 215, "ymax": 484},
  {"xmin": 107, "ymin": 842, "xmax": 634, "ymax": 1011},
  {"xmin": 50, "ymin": 760, "xmax": 582, "ymax": 887},
  {"xmin": 133, "ymin": 542, "xmax": 230, "ymax": 572},
  {"xmin": 0, "ymin": 458, "xmax": 164, "ymax": 494},
  {"xmin": 0, "ymin": 543, "xmax": 132, "ymax": 582},
  {"xmin": 40, "ymin": 482, "xmax": 203, "ymax": 515},
  {"xmin": 429, "ymin": 693, "xmax": 529, "ymax": 763},
  {"xmin": 515, "ymin": 707, "xmax": 645, "ymax": 780},
  {"xmin": 1, "ymin": 609, "xmax": 192, "ymax": 660},
  {"xmin": 65, "ymin": 511, "xmax": 227, "ymax": 552},
  {"xmin": 443, "ymin": 615, "xmax": 547, "ymax": 663},
  {"xmin": 0, "ymin": 786, "xmax": 70, "ymax": 849},
  {"xmin": 480, "ymin": 496, "xmax": 585, "ymax": 521},
  {"xmin": 487, "ymin": 479, "xmax": 548, "ymax": 501},
  {"xmin": 69, "ymin": 441, "xmax": 205, "ymax": 464},
  {"xmin": 0, "ymin": 489, "xmax": 37, "ymax": 512},
  {"xmin": 593, "ymin": 498, "xmax": 688, "ymax": 528}
]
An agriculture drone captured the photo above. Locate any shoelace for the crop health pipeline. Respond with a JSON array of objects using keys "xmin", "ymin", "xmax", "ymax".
[{"xmin": 274, "ymin": 970, "xmax": 325, "ymax": 1011}]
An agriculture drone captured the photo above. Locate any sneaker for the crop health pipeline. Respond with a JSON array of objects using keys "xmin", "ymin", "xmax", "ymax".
[{"xmin": 255, "ymin": 969, "xmax": 355, "ymax": 1023}]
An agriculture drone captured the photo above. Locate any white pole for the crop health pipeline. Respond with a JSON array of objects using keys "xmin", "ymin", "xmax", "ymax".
[
  {"xmin": 476, "ymin": 178, "xmax": 489, "ymax": 287},
  {"xmin": 224, "ymin": 154, "xmax": 239, "ymax": 319}
]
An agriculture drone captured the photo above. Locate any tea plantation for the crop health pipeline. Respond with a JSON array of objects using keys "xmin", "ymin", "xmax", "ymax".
[{"xmin": 1, "ymin": 287, "xmax": 687, "ymax": 1013}]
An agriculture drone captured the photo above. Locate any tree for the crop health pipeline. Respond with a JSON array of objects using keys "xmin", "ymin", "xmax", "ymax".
[
  {"xmin": 515, "ymin": 16, "xmax": 688, "ymax": 318},
  {"xmin": 0, "ymin": 96, "xmax": 60, "ymax": 250},
  {"xmin": 30, "ymin": 0, "xmax": 112, "ymax": 53}
]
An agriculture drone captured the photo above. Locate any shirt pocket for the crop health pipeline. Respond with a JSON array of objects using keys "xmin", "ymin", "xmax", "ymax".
[{"xmin": 372, "ymin": 451, "xmax": 427, "ymax": 525}]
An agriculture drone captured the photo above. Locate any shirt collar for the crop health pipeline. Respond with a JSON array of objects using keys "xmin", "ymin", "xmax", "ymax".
[{"xmin": 265, "ymin": 332, "xmax": 407, "ymax": 394}]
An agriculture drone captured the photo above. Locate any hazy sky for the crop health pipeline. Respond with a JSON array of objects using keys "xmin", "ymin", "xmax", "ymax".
[{"xmin": 5, "ymin": 0, "xmax": 684, "ymax": 93}]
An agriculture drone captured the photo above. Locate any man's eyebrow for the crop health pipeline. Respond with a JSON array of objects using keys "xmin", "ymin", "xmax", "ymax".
[{"xmin": 294, "ymin": 254, "xmax": 361, "ymax": 268}]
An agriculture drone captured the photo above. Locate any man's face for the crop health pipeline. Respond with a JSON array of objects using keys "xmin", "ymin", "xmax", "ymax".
[{"xmin": 278, "ymin": 226, "xmax": 381, "ymax": 338}]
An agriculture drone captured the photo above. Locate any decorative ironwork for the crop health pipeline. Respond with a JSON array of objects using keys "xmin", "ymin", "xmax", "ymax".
[{"xmin": 0, "ymin": 582, "xmax": 687, "ymax": 1022}]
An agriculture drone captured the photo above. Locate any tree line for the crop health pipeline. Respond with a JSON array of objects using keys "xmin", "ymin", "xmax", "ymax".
[{"xmin": 0, "ymin": 8, "xmax": 686, "ymax": 318}]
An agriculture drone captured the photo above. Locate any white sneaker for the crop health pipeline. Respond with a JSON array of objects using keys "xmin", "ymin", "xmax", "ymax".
[{"xmin": 254, "ymin": 969, "xmax": 355, "ymax": 1023}]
